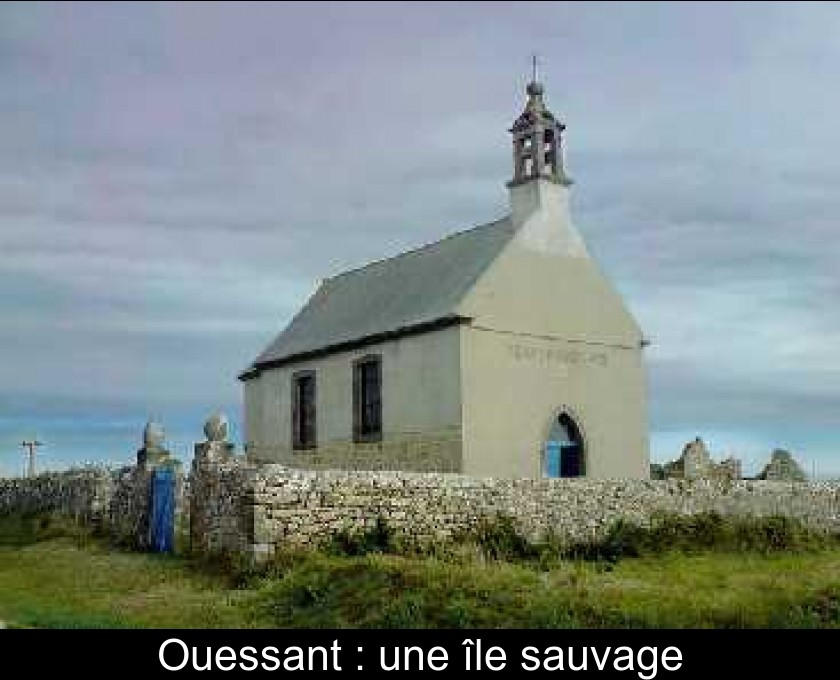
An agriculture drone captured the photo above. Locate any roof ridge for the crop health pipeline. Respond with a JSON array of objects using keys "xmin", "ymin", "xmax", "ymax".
[{"xmin": 323, "ymin": 214, "xmax": 512, "ymax": 283}]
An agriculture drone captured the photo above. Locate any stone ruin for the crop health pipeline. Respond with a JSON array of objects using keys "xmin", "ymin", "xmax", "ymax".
[
  {"xmin": 655, "ymin": 440, "xmax": 809, "ymax": 483},
  {"xmin": 757, "ymin": 448, "xmax": 808, "ymax": 482},
  {"xmin": 660, "ymin": 437, "xmax": 742, "ymax": 481}
]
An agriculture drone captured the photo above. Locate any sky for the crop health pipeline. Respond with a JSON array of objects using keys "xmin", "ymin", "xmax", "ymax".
[{"xmin": 1, "ymin": 1, "xmax": 838, "ymax": 478}]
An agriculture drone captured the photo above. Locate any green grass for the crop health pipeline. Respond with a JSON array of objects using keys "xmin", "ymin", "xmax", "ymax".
[
  {"xmin": 253, "ymin": 550, "xmax": 840, "ymax": 628},
  {"xmin": 1, "ymin": 513, "xmax": 839, "ymax": 628},
  {"xmin": 0, "ymin": 515, "xmax": 260, "ymax": 628}
]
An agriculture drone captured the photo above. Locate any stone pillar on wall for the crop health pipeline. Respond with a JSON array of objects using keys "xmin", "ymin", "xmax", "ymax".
[
  {"xmin": 121, "ymin": 419, "xmax": 185, "ymax": 550},
  {"xmin": 189, "ymin": 411, "xmax": 253, "ymax": 556}
]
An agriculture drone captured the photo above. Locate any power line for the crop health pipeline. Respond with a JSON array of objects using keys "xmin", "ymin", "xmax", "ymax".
[{"xmin": 21, "ymin": 440, "xmax": 43, "ymax": 478}]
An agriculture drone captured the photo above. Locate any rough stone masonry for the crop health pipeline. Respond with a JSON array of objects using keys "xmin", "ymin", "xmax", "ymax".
[
  {"xmin": 0, "ymin": 465, "xmax": 188, "ymax": 550},
  {"xmin": 191, "ymin": 460, "xmax": 840, "ymax": 560},
  {"xmin": 2, "ymin": 460, "xmax": 839, "ymax": 561}
]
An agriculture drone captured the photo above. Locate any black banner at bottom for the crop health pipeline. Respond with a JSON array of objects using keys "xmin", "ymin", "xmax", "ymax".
[{"xmin": 2, "ymin": 628, "xmax": 820, "ymax": 675}]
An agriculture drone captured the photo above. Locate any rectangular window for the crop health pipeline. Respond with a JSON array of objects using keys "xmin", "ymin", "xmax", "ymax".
[
  {"xmin": 291, "ymin": 371, "xmax": 316, "ymax": 450},
  {"xmin": 353, "ymin": 355, "xmax": 382, "ymax": 442}
]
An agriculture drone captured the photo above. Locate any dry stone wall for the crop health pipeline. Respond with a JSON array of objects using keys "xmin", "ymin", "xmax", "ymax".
[
  {"xmin": 4, "ymin": 462, "xmax": 840, "ymax": 561},
  {"xmin": 0, "ymin": 469, "xmax": 114, "ymax": 526},
  {"xmin": 189, "ymin": 460, "xmax": 255, "ymax": 556},
  {"xmin": 192, "ymin": 463, "xmax": 840, "ymax": 559},
  {"xmin": 108, "ymin": 466, "xmax": 152, "ymax": 544},
  {"xmin": 0, "ymin": 465, "xmax": 187, "ymax": 549}
]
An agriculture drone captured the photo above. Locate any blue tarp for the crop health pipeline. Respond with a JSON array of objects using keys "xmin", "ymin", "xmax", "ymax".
[{"xmin": 150, "ymin": 468, "xmax": 175, "ymax": 553}]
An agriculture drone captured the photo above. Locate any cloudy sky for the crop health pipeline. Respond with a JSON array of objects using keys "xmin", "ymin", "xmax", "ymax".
[{"xmin": 1, "ymin": 1, "xmax": 838, "ymax": 477}]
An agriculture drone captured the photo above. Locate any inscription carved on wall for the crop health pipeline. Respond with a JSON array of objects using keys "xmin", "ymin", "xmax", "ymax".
[{"xmin": 506, "ymin": 342, "xmax": 608, "ymax": 368}]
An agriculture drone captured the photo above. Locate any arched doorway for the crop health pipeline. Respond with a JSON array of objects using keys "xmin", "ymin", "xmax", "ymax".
[{"xmin": 544, "ymin": 412, "xmax": 585, "ymax": 478}]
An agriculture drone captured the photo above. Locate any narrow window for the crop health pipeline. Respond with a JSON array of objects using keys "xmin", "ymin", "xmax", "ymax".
[
  {"xmin": 353, "ymin": 355, "xmax": 382, "ymax": 442},
  {"xmin": 292, "ymin": 370, "xmax": 316, "ymax": 450}
]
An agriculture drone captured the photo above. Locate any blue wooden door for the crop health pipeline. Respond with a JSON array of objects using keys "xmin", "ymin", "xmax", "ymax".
[
  {"xmin": 545, "ymin": 441, "xmax": 562, "ymax": 478},
  {"xmin": 150, "ymin": 468, "xmax": 175, "ymax": 553}
]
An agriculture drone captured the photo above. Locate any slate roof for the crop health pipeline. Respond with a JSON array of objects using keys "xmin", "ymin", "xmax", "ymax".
[{"xmin": 242, "ymin": 216, "xmax": 517, "ymax": 377}]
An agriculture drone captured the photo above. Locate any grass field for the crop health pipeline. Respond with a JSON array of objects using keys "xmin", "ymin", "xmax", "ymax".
[{"xmin": 1, "ymin": 514, "xmax": 839, "ymax": 628}]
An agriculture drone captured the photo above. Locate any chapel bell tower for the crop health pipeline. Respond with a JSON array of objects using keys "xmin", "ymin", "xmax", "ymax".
[{"xmin": 507, "ymin": 58, "xmax": 573, "ymax": 187}]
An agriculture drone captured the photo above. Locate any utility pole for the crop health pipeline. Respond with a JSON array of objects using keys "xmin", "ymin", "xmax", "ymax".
[{"xmin": 21, "ymin": 440, "xmax": 42, "ymax": 478}]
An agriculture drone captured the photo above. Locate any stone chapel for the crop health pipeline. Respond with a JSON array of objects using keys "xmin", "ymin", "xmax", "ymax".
[{"xmin": 239, "ymin": 74, "xmax": 650, "ymax": 479}]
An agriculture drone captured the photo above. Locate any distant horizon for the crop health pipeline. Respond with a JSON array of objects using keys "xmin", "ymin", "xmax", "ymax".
[{"xmin": 1, "ymin": 406, "xmax": 835, "ymax": 481}]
